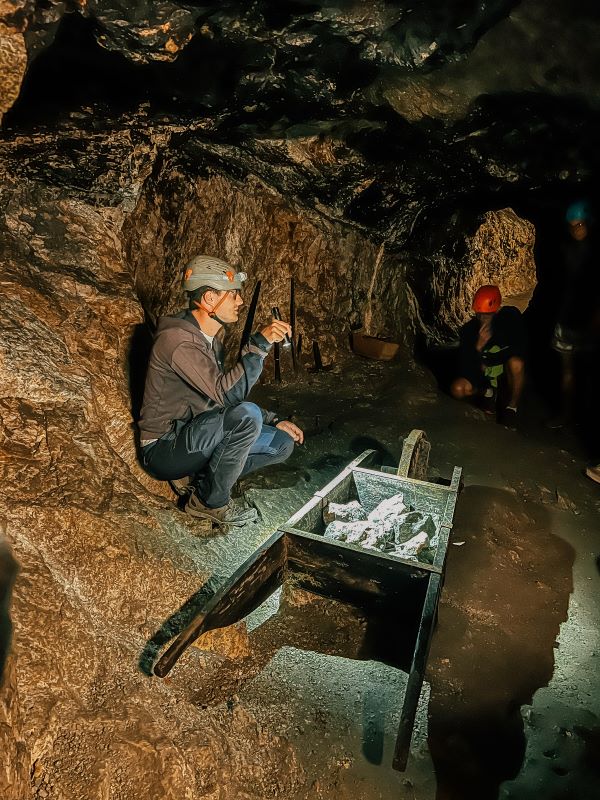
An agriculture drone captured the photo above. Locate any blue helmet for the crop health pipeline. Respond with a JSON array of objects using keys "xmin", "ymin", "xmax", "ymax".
[{"xmin": 565, "ymin": 200, "xmax": 591, "ymax": 223}]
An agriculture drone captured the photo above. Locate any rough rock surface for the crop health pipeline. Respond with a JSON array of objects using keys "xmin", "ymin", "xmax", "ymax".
[
  {"xmin": 0, "ymin": 139, "xmax": 310, "ymax": 798},
  {"xmin": 2, "ymin": 0, "xmax": 598, "ymax": 253},
  {"xmin": 0, "ymin": 3, "xmax": 27, "ymax": 122}
]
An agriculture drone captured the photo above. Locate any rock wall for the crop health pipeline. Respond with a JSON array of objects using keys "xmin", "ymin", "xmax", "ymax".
[
  {"xmin": 121, "ymin": 158, "xmax": 413, "ymax": 363},
  {"xmin": 0, "ymin": 141, "xmax": 313, "ymax": 797}
]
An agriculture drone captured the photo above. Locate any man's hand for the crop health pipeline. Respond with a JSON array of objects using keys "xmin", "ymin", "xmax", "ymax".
[
  {"xmin": 276, "ymin": 420, "xmax": 304, "ymax": 444},
  {"xmin": 260, "ymin": 319, "xmax": 292, "ymax": 344}
]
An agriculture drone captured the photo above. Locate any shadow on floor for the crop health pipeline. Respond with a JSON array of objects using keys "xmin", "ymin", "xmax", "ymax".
[
  {"xmin": 427, "ymin": 485, "xmax": 574, "ymax": 800},
  {"xmin": 138, "ymin": 573, "xmax": 226, "ymax": 676}
]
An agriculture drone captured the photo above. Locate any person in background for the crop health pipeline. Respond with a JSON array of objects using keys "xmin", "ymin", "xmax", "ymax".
[
  {"xmin": 138, "ymin": 254, "xmax": 303, "ymax": 528},
  {"xmin": 548, "ymin": 200, "xmax": 597, "ymax": 430},
  {"xmin": 451, "ymin": 285, "xmax": 527, "ymax": 427}
]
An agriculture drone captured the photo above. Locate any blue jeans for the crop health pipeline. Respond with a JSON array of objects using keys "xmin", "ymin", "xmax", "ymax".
[{"xmin": 142, "ymin": 402, "xmax": 294, "ymax": 508}]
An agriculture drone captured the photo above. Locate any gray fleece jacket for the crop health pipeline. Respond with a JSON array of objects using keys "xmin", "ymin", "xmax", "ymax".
[{"xmin": 138, "ymin": 312, "xmax": 277, "ymax": 441}]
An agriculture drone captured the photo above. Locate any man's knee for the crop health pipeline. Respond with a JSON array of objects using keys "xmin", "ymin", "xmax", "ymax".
[
  {"xmin": 229, "ymin": 402, "xmax": 263, "ymax": 434},
  {"xmin": 276, "ymin": 430, "xmax": 295, "ymax": 462},
  {"xmin": 451, "ymin": 378, "xmax": 474, "ymax": 399},
  {"xmin": 506, "ymin": 356, "xmax": 525, "ymax": 374}
]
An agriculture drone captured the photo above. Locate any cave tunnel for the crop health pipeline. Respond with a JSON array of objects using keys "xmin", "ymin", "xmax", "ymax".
[{"xmin": 1, "ymin": 4, "xmax": 600, "ymax": 800}]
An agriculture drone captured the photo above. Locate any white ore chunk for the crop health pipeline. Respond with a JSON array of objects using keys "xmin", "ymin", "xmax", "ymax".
[
  {"xmin": 367, "ymin": 493, "xmax": 407, "ymax": 533},
  {"xmin": 361, "ymin": 525, "xmax": 396, "ymax": 552},
  {"xmin": 396, "ymin": 531, "xmax": 430, "ymax": 560},
  {"xmin": 323, "ymin": 500, "xmax": 368, "ymax": 524},
  {"xmin": 324, "ymin": 520, "xmax": 372, "ymax": 544}
]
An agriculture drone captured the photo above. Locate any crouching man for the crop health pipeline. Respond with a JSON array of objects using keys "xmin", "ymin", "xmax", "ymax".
[
  {"xmin": 138, "ymin": 255, "xmax": 303, "ymax": 527},
  {"xmin": 450, "ymin": 285, "xmax": 527, "ymax": 426}
]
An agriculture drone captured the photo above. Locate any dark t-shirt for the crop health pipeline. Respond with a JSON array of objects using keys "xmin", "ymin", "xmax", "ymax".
[
  {"xmin": 459, "ymin": 305, "xmax": 527, "ymax": 386},
  {"xmin": 558, "ymin": 238, "xmax": 595, "ymax": 331}
]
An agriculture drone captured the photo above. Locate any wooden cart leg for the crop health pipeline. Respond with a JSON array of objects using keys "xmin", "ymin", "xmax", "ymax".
[{"xmin": 392, "ymin": 573, "xmax": 441, "ymax": 771}]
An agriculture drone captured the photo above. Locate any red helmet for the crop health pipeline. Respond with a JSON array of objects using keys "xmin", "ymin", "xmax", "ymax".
[{"xmin": 473, "ymin": 285, "xmax": 501, "ymax": 313}]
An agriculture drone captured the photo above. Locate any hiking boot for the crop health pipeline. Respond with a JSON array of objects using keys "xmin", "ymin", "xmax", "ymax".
[
  {"xmin": 585, "ymin": 464, "xmax": 600, "ymax": 486},
  {"xmin": 499, "ymin": 406, "xmax": 518, "ymax": 430},
  {"xmin": 479, "ymin": 388, "xmax": 497, "ymax": 416},
  {"xmin": 184, "ymin": 491, "xmax": 258, "ymax": 527},
  {"xmin": 169, "ymin": 476, "xmax": 192, "ymax": 497}
]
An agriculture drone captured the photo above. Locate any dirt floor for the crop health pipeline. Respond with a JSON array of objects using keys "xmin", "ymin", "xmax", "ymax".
[{"xmin": 158, "ymin": 346, "xmax": 600, "ymax": 800}]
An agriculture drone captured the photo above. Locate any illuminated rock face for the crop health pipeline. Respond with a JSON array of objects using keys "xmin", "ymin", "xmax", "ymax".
[
  {"xmin": 0, "ymin": 163, "xmax": 308, "ymax": 796},
  {"xmin": 0, "ymin": 17, "xmax": 27, "ymax": 121}
]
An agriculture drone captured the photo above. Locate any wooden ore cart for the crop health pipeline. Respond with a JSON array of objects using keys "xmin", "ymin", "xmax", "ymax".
[{"xmin": 154, "ymin": 430, "xmax": 462, "ymax": 771}]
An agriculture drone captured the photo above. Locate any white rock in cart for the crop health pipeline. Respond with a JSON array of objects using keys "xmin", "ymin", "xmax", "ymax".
[
  {"xmin": 396, "ymin": 531, "xmax": 430, "ymax": 560},
  {"xmin": 367, "ymin": 493, "xmax": 407, "ymax": 533},
  {"xmin": 394, "ymin": 511, "xmax": 437, "ymax": 544},
  {"xmin": 323, "ymin": 500, "xmax": 368, "ymax": 524},
  {"xmin": 361, "ymin": 525, "xmax": 396, "ymax": 552},
  {"xmin": 324, "ymin": 520, "xmax": 372, "ymax": 544}
]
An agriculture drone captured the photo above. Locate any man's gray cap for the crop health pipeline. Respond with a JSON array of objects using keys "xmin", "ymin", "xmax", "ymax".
[{"xmin": 183, "ymin": 255, "xmax": 247, "ymax": 292}]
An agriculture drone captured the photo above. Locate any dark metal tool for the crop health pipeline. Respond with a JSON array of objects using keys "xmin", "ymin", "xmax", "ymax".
[
  {"xmin": 307, "ymin": 340, "xmax": 334, "ymax": 373},
  {"xmin": 289, "ymin": 278, "xmax": 297, "ymax": 372},
  {"xmin": 238, "ymin": 280, "xmax": 261, "ymax": 360},
  {"xmin": 313, "ymin": 340, "xmax": 323, "ymax": 371},
  {"xmin": 271, "ymin": 306, "xmax": 292, "ymax": 349}
]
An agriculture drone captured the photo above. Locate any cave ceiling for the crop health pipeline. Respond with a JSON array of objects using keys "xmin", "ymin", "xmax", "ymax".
[{"xmin": 1, "ymin": 0, "xmax": 600, "ymax": 247}]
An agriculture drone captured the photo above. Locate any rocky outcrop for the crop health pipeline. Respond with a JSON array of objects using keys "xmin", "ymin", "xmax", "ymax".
[
  {"xmin": 3, "ymin": 1, "xmax": 598, "ymax": 248},
  {"xmin": 0, "ymin": 2, "xmax": 27, "ymax": 123},
  {"xmin": 121, "ymin": 154, "xmax": 413, "ymax": 359}
]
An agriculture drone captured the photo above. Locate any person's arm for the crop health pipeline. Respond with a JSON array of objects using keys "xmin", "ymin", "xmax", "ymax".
[
  {"xmin": 170, "ymin": 319, "xmax": 293, "ymax": 408},
  {"xmin": 276, "ymin": 420, "xmax": 304, "ymax": 443},
  {"xmin": 171, "ymin": 333, "xmax": 270, "ymax": 407}
]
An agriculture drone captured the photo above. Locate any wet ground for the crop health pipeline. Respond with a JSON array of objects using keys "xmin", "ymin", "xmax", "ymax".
[{"xmin": 158, "ymin": 350, "xmax": 600, "ymax": 800}]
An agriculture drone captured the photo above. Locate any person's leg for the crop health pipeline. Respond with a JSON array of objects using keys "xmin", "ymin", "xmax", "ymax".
[
  {"xmin": 560, "ymin": 352, "xmax": 576, "ymax": 422},
  {"xmin": 504, "ymin": 356, "xmax": 525, "ymax": 409},
  {"xmin": 142, "ymin": 408, "xmax": 226, "ymax": 482},
  {"xmin": 195, "ymin": 402, "xmax": 263, "ymax": 508},
  {"xmin": 450, "ymin": 377, "xmax": 478, "ymax": 400},
  {"xmin": 451, "ymin": 375, "xmax": 496, "ymax": 415},
  {"xmin": 239, "ymin": 425, "xmax": 295, "ymax": 477},
  {"xmin": 546, "ymin": 351, "xmax": 576, "ymax": 429}
]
